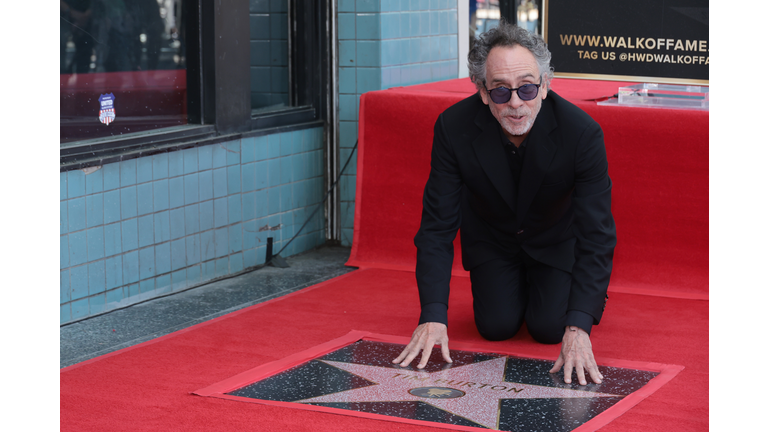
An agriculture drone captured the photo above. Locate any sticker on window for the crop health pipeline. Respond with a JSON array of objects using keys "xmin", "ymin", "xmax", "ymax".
[{"xmin": 98, "ymin": 93, "xmax": 116, "ymax": 125}]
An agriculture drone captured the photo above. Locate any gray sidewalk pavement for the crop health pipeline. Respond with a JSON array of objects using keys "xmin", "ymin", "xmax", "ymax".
[{"xmin": 60, "ymin": 245, "xmax": 355, "ymax": 368}]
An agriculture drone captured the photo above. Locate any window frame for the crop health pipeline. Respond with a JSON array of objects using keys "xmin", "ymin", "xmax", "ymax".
[{"xmin": 60, "ymin": 0, "xmax": 331, "ymax": 173}]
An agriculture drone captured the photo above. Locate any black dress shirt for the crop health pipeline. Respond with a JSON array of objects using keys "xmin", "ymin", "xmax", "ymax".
[
  {"xmin": 501, "ymin": 131, "xmax": 527, "ymax": 187},
  {"xmin": 499, "ymin": 127, "xmax": 595, "ymax": 335}
]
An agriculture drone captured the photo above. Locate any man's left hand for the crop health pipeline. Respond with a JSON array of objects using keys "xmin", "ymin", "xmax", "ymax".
[{"xmin": 549, "ymin": 326, "xmax": 603, "ymax": 385}]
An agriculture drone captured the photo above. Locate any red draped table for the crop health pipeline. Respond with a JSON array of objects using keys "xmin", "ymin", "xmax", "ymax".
[{"xmin": 348, "ymin": 78, "xmax": 708, "ymax": 299}]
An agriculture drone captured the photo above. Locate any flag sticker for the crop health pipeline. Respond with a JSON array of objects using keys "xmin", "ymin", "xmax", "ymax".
[{"xmin": 99, "ymin": 93, "xmax": 116, "ymax": 125}]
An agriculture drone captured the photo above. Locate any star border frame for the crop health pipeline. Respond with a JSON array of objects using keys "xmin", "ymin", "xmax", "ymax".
[{"xmin": 194, "ymin": 331, "xmax": 683, "ymax": 432}]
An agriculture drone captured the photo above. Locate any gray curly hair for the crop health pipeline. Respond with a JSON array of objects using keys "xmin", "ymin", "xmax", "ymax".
[{"xmin": 468, "ymin": 19, "xmax": 554, "ymax": 91}]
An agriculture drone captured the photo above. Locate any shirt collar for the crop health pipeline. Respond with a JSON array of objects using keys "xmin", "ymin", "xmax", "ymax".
[{"xmin": 498, "ymin": 123, "xmax": 528, "ymax": 149}]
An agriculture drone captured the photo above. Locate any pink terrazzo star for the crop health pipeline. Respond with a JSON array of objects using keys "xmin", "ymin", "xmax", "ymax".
[{"xmin": 297, "ymin": 358, "xmax": 622, "ymax": 430}]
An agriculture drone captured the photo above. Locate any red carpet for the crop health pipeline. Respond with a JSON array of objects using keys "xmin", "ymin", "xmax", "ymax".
[
  {"xmin": 61, "ymin": 78, "xmax": 708, "ymax": 431},
  {"xmin": 61, "ymin": 269, "xmax": 707, "ymax": 431}
]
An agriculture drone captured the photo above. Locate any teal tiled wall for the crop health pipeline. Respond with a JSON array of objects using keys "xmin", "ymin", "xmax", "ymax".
[
  {"xmin": 337, "ymin": 0, "xmax": 459, "ymax": 246},
  {"xmin": 60, "ymin": 127, "xmax": 326, "ymax": 324}
]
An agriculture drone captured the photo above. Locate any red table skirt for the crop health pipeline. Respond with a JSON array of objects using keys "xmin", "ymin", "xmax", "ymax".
[{"xmin": 348, "ymin": 78, "xmax": 708, "ymax": 297}]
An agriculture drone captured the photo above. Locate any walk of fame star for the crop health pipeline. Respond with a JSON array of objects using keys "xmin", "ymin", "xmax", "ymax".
[
  {"xmin": 198, "ymin": 336, "xmax": 673, "ymax": 432},
  {"xmin": 296, "ymin": 357, "xmax": 623, "ymax": 430}
]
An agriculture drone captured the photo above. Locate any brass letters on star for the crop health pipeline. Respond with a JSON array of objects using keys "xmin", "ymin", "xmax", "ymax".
[{"xmin": 392, "ymin": 373, "xmax": 525, "ymax": 393}]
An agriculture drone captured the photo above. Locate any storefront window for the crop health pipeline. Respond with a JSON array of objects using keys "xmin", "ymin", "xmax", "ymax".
[
  {"xmin": 515, "ymin": 0, "xmax": 541, "ymax": 34},
  {"xmin": 60, "ymin": 0, "xmax": 188, "ymax": 143},
  {"xmin": 249, "ymin": 0, "xmax": 289, "ymax": 113},
  {"xmin": 469, "ymin": 0, "xmax": 542, "ymax": 49},
  {"xmin": 472, "ymin": 0, "xmax": 501, "ymax": 42}
]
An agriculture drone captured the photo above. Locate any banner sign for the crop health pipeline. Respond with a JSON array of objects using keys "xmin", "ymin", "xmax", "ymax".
[{"xmin": 544, "ymin": 0, "xmax": 709, "ymax": 84}]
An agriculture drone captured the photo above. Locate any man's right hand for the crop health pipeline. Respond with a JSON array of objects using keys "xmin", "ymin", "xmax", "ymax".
[{"xmin": 392, "ymin": 322, "xmax": 452, "ymax": 369}]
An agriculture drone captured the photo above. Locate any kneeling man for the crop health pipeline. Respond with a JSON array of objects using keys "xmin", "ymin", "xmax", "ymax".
[{"xmin": 393, "ymin": 21, "xmax": 616, "ymax": 386}]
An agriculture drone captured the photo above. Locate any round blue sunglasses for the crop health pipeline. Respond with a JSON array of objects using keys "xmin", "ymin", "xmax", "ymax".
[{"xmin": 484, "ymin": 81, "xmax": 542, "ymax": 103}]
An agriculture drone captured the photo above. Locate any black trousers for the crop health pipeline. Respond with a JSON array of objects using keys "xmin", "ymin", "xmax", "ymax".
[{"xmin": 470, "ymin": 250, "xmax": 571, "ymax": 344}]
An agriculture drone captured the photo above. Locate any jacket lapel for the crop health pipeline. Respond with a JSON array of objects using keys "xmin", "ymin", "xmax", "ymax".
[
  {"xmin": 516, "ymin": 95, "xmax": 558, "ymax": 224},
  {"xmin": 472, "ymin": 104, "xmax": 517, "ymax": 212}
]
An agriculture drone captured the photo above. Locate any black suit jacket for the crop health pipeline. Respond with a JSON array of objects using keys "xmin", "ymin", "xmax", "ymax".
[{"xmin": 414, "ymin": 90, "xmax": 616, "ymax": 329}]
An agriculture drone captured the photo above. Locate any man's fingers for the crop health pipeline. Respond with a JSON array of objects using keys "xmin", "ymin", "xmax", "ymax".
[
  {"xmin": 549, "ymin": 356, "xmax": 564, "ymax": 374},
  {"xmin": 440, "ymin": 343, "xmax": 453, "ymax": 363},
  {"xmin": 575, "ymin": 361, "xmax": 587, "ymax": 385},
  {"xmin": 400, "ymin": 351, "xmax": 418, "ymax": 367},
  {"xmin": 417, "ymin": 343, "xmax": 434, "ymax": 369},
  {"xmin": 392, "ymin": 346, "xmax": 409, "ymax": 364},
  {"xmin": 552, "ymin": 327, "xmax": 603, "ymax": 385},
  {"xmin": 563, "ymin": 359, "xmax": 574, "ymax": 384},
  {"xmin": 399, "ymin": 347, "xmax": 421, "ymax": 367},
  {"xmin": 581, "ymin": 348, "xmax": 602, "ymax": 384},
  {"xmin": 392, "ymin": 339, "xmax": 418, "ymax": 364},
  {"xmin": 393, "ymin": 323, "xmax": 450, "ymax": 368},
  {"xmin": 393, "ymin": 328, "xmax": 426, "ymax": 365},
  {"xmin": 587, "ymin": 362, "xmax": 602, "ymax": 384}
]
